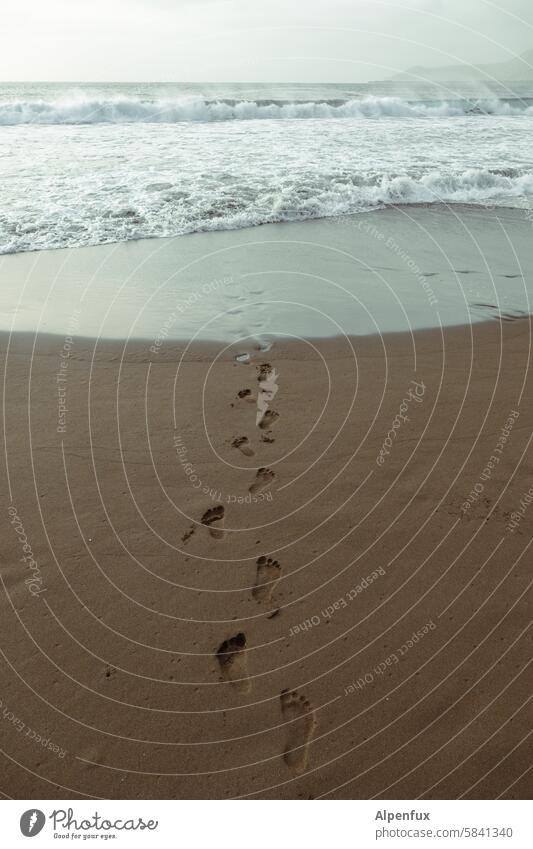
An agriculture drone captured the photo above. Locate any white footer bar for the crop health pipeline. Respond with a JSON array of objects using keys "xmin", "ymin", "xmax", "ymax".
[{"xmin": 2, "ymin": 799, "xmax": 530, "ymax": 847}]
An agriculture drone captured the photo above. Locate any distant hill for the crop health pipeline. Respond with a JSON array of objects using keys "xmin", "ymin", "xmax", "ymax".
[{"xmin": 392, "ymin": 49, "xmax": 533, "ymax": 83}]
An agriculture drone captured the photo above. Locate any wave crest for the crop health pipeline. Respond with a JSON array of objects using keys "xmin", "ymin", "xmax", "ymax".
[{"xmin": 1, "ymin": 95, "xmax": 533, "ymax": 125}]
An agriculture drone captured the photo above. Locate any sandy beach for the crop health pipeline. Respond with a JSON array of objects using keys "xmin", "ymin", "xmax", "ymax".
[
  {"xmin": 3, "ymin": 2, "xmax": 533, "ymax": 833},
  {"xmin": 1, "ymin": 276, "xmax": 531, "ymax": 798}
]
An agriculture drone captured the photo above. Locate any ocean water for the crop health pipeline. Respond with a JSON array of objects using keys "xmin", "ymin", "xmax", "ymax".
[{"xmin": 1, "ymin": 81, "xmax": 533, "ymax": 255}]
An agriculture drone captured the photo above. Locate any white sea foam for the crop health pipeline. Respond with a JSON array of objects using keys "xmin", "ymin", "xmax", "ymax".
[
  {"xmin": 2, "ymin": 166, "xmax": 533, "ymax": 255},
  {"xmin": 1, "ymin": 82, "xmax": 533, "ymax": 254},
  {"xmin": 1, "ymin": 95, "xmax": 532, "ymax": 124}
]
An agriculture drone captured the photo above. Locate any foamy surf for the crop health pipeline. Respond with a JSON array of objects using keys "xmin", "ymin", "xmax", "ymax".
[
  {"xmin": 2, "ymin": 166, "xmax": 533, "ymax": 255},
  {"xmin": 1, "ymin": 81, "xmax": 533, "ymax": 254}
]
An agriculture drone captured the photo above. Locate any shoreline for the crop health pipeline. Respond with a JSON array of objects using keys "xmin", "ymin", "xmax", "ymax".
[
  {"xmin": 1, "ymin": 204, "xmax": 533, "ymax": 345},
  {"xmin": 0, "ymin": 314, "xmax": 524, "ymax": 367},
  {"xmin": 1, "ymin": 201, "xmax": 531, "ymax": 260}
]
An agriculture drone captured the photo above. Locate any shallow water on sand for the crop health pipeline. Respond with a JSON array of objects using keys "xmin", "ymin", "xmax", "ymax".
[{"xmin": 1, "ymin": 205, "xmax": 532, "ymax": 344}]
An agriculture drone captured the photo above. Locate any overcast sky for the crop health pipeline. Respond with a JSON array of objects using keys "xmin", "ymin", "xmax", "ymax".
[{"xmin": 1, "ymin": 0, "xmax": 532, "ymax": 82}]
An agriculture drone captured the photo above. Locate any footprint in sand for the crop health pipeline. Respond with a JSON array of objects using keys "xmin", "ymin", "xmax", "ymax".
[
  {"xmin": 258, "ymin": 409, "xmax": 279, "ymax": 430},
  {"xmin": 257, "ymin": 362, "xmax": 273, "ymax": 381},
  {"xmin": 250, "ymin": 467, "xmax": 276, "ymax": 494},
  {"xmin": 237, "ymin": 388, "xmax": 255, "ymax": 403},
  {"xmin": 201, "ymin": 505, "xmax": 225, "ymax": 539},
  {"xmin": 232, "ymin": 436, "xmax": 255, "ymax": 457},
  {"xmin": 253, "ymin": 556, "xmax": 281, "ymax": 602},
  {"xmin": 216, "ymin": 633, "xmax": 251, "ymax": 693},
  {"xmin": 280, "ymin": 689, "xmax": 317, "ymax": 775}
]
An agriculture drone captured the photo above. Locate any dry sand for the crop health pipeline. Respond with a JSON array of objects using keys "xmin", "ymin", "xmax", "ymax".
[{"xmin": 1, "ymin": 316, "xmax": 531, "ymax": 799}]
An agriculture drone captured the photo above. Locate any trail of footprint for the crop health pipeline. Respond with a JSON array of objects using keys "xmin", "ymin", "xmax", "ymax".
[
  {"xmin": 253, "ymin": 556, "xmax": 281, "ymax": 603},
  {"xmin": 232, "ymin": 436, "xmax": 255, "ymax": 457},
  {"xmin": 259, "ymin": 409, "xmax": 279, "ymax": 430},
  {"xmin": 216, "ymin": 633, "xmax": 251, "ymax": 693},
  {"xmin": 280, "ymin": 689, "xmax": 317, "ymax": 775},
  {"xmin": 201, "ymin": 505, "xmax": 225, "ymax": 539},
  {"xmin": 250, "ymin": 467, "xmax": 276, "ymax": 494}
]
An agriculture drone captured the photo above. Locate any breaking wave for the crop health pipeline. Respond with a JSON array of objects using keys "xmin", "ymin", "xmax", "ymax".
[
  {"xmin": 2, "ymin": 95, "xmax": 533, "ymax": 125},
  {"xmin": 3, "ymin": 168, "xmax": 533, "ymax": 255}
]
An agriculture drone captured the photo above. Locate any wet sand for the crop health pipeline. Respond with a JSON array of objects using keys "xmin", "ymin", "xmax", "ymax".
[
  {"xmin": 1, "ymin": 316, "xmax": 531, "ymax": 799},
  {"xmin": 1, "ymin": 204, "xmax": 533, "ymax": 344}
]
